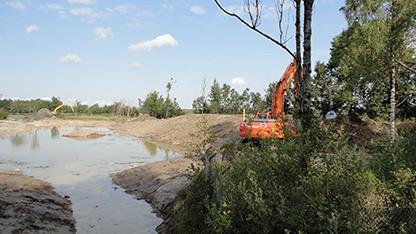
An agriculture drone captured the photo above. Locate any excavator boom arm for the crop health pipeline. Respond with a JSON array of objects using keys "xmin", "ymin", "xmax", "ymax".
[
  {"xmin": 53, "ymin": 103, "xmax": 75, "ymax": 114},
  {"xmin": 272, "ymin": 59, "xmax": 298, "ymax": 119}
]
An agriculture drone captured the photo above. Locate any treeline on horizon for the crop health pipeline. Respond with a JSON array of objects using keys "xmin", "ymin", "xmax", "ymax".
[
  {"xmin": 191, "ymin": 61, "xmax": 416, "ymax": 119},
  {"xmin": 0, "ymin": 97, "xmax": 141, "ymax": 117}
]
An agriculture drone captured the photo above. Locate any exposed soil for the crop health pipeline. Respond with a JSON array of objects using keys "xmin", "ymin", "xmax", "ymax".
[
  {"xmin": 111, "ymin": 158, "xmax": 200, "ymax": 233},
  {"xmin": 0, "ymin": 171, "xmax": 76, "ymax": 233},
  {"xmin": 0, "ymin": 114, "xmax": 242, "ymax": 153},
  {"xmin": 63, "ymin": 129, "xmax": 109, "ymax": 139},
  {"xmin": 113, "ymin": 114, "xmax": 242, "ymax": 153},
  {"xmin": 0, "ymin": 119, "xmax": 113, "ymax": 138},
  {"xmin": 0, "ymin": 114, "xmax": 241, "ymax": 233}
]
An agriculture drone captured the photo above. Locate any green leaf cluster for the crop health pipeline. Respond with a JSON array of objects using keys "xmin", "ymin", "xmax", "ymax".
[{"xmin": 141, "ymin": 91, "xmax": 183, "ymax": 119}]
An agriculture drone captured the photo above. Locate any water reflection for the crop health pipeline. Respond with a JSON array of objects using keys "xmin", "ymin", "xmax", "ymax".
[
  {"xmin": 10, "ymin": 134, "xmax": 26, "ymax": 147},
  {"xmin": 31, "ymin": 130, "xmax": 40, "ymax": 149},
  {"xmin": 143, "ymin": 141, "xmax": 157, "ymax": 156},
  {"xmin": 0, "ymin": 127, "xmax": 180, "ymax": 233},
  {"xmin": 51, "ymin": 126, "xmax": 60, "ymax": 139},
  {"xmin": 142, "ymin": 141, "xmax": 174, "ymax": 160}
]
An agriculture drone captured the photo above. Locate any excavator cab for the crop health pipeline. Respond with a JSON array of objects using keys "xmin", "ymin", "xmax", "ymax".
[{"xmin": 256, "ymin": 112, "xmax": 270, "ymax": 120}]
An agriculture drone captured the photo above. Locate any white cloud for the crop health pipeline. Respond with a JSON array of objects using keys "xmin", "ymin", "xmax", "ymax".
[
  {"xmin": 59, "ymin": 54, "xmax": 81, "ymax": 64},
  {"xmin": 94, "ymin": 27, "xmax": 113, "ymax": 40},
  {"xmin": 109, "ymin": 4, "xmax": 136, "ymax": 14},
  {"xmin": 67, "ymin": 0, "xmax": 96, "ymax": 4},
  {"xmin": 190, "ymin": 6, "xmax": 206, "ymax": 15},
  {"xmin": 5, "ymin": 0, "xmax": 26, "ymax": 11},
  {"xmin": 26, "ymin": 25, "xmax": 39, "ymax": 33},
  {"xmin": 129, "ymin": 62, "xmax": 143, "ymax": 69},
  {"xmin": 70, "ymin": 7, "xmax": 102, "ymax": 20},
  {"xmin": 128, "ymin": 34, "xmax": 178, "ymax": 51},
  {"xmin": 231, "ymin": 77, "xmax": 247, "ymax": 86},
  {"xmin": 39, "ymin": 4, "xmax": 65, "ymax": 13}
]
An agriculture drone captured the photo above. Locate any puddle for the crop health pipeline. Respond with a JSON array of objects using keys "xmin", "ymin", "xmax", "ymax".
[{"xmin": 0, "ymin": 127, "xmax": 180, "ymax": 233}]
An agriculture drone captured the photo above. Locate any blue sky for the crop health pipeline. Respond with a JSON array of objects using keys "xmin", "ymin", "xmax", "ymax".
[{"xmin": 0, "ymin": 0, "xmax": 346, "ymax": 108}]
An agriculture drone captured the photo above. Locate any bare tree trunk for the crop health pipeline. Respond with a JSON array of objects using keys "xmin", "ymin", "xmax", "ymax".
[
  {"xmin": 294, "ymin": 0, "xmax": 302, "ymax": 121},
  {"xmin": 388, "ymin": 0, "xmax": 397, "ymax": 142},
  {"xmin": 301, "ymin": 0, "xmax": 314, "ymax": 128},
  {"xmin": 389, "ymin": 65, "xmax": 397, "ymax": 141}
]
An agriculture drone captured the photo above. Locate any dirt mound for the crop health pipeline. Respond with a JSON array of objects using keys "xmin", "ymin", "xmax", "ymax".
[
  {"xmin": 135, "ymin": 113, "xmax": 157, "ymax": 121},
  {"xmin": 116, "ymin": 114, "xmax": 242, "ymax": 152},
  {"xmin": 0, "ymin": 171, "xmax": 76, "ymax": 233},
  {"xmin": 29, "ymin": 108, "xmax": 53, "ymax": 121},
  {"xmin": 337, "ymin": 115, "xmax": 386, "ymax": 148},
  {"xmin": 63, "ymin": 130, "xmax": 109, "ymax": 139}
]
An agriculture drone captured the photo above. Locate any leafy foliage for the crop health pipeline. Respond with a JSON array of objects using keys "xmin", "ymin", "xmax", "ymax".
[
  {"xmin": 173, "ymin": 114, "xmax": 416, "ymax": 233},
  {"xmin": 0, "ymin": 108, "xmax": 8, "ymax": 120},
  {"xmin": 318, "ymin": 0, "xmax": 416, "ymax": 119},
  {"xmin": 0, "ymin": 97, "xmax": 140, "ymax": 117},
  {"xmin": 193, "ymin": 79, "xmax": 282, "ymax": 115},
  {"xmin": 140, "ymin": 91, "xmax": 183, "ymax": 119}
]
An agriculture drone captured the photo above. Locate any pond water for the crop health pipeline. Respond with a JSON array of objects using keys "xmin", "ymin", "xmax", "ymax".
[{"xmin": 0, "ymin": 127, "xmax": 179, "ymax": 234}]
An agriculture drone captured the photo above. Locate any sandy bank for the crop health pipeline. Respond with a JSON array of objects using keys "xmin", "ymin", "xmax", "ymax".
[
  {"xmin": 114, "ymin": 114, "xmax": 241, "ymax": 153},
  {"xmin": 0, "ymin": 171, "xmax": 76, "ymax": 233},
  {"xmin": 0, "ymin": 114, "xmax": 242, "ymax": 153},
  {"xmin": 0, "ymin": 119, "xmax": 113, "ymax": 138},
  {"xmin": 63, "ymin": 129, "xmax": 109, "ymax": 139},
  {"xmin": 0, "ymin": 114, "xmax": 240, "ymax": 232}
]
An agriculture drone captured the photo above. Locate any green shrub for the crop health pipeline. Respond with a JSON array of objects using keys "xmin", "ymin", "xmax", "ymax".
[
  {"xmin": 171, "ymin": 170, "xmax": 213, "ymax": 234},
  {"xmin": 174, "ymin": 121, "xmax": 378, "ymax": 233},
  {"xmin": 0, "ymin": 108, "xmax": 8, "ymax": 119},
  {"xmin": 173, "ymin": 121, "xmax": 416, "ymax": 233},
  {"xmin": 208, "ymin": 130, "xmax": 371, "ymax": 233},
  {"xmin": 141, "ymin": 91, "xmax": 184, "ymax": 119},
  {"xmin": 369, "ymin": 128, "xmax": 416, "ymax": 232}
]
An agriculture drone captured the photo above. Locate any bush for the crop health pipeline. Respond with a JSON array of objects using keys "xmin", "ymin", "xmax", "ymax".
[
  {"xmin": 173, "ymin": 122, "xmax": 380, "ymax": 233},
  {"xmin": 368, "ymin": 128, "xmax": 416, "ymax": 232},
  {"xmin": 171, "ymin": 170, "xmax": 213, "ymax": 233},
  {"xmin": 172, "ymin": 120, "xmax": 416, "ymax": 233},
  {"xmin": 0, "ymin": 108, "xmax": 8, "ymax": 119},
  {"xmin": 141, "ymin": 91, "xmax": 184, "ymax": 119},
  {"xmin": 208, "ymin": 127, "xmax": 373, "ymax": 233}
]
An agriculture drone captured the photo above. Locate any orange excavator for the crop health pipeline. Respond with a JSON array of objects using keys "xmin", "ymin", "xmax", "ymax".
[{"xmin": 239, "ymin": 59, "xmax": 298, "ymax": 138}]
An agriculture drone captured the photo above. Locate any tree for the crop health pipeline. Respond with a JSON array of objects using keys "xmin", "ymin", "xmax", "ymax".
[
  {"xmin": 193, "ymin": 96, "xmax": 209, "ymax": 114},
  {"xmin": 213, "ymin": 0, "xmax": 315, "ymax": 128},
  {"xmin": 300, "ymin": 0, "xmax": 314, "ymax": 127},
  {"xmin": 338, "ymin": 0, "xmax": 416, "ymax": 140},
  {"xmin": 141, "ymin": 91, "xmax": 166, "ymax": 118},
  {"xmin": 141, "ymin": 91, "xmax": 183, "ymax": 119},
  {"xmin": 208, "ymin": 79, "xmax": 222, "ymax": 114},
  {"xmin": 51, "ymin": 96, "xmax": 62, "ymax": 110}
]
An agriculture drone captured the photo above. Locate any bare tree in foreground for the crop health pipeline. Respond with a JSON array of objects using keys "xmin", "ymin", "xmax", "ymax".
[{"xmin": 213, "ymin": 0, "xmax": 315, "ymax": 127}]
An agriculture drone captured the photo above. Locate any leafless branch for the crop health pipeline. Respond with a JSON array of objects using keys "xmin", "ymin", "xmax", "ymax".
[
  {"xmin": 396, "ymin": 96, "xmax": 408, "ymax": 108},
  {"xmin": 274, "ymin": 0, "xmax": 285, "ymax": 43},
  {"xmin": 244, "ymin": 0, "xmax": 262, "ymax": 28},
  {"xmin": 214, "ymin": 0, "xmax": 296, "ymax": 59},
  {"xmin": 395, "ymin": 59, "xmax": 416, "ymax": 75}
]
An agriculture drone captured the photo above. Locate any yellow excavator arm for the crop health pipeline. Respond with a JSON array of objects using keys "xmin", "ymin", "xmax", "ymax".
[{"xmin": 53, "ymin": 103, "xmax": 75, "ymax": 114}]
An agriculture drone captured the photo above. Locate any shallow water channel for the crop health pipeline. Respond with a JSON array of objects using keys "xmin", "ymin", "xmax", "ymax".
[{"xmin": 0, "ymin": 127, "xmax": 179, "ymax": 233}]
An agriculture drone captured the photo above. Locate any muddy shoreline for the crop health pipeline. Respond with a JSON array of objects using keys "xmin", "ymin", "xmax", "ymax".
[
  {"xmin": 112, "ymin": 158, "xmax": 199, "ymax": 233},
  {"xmin": 0, "ymin": 171, "xmax": 76, "ymax": 233},
  {"xmin": 0, "ymin": 114, "xmax": 239, "ymax": 233}
]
